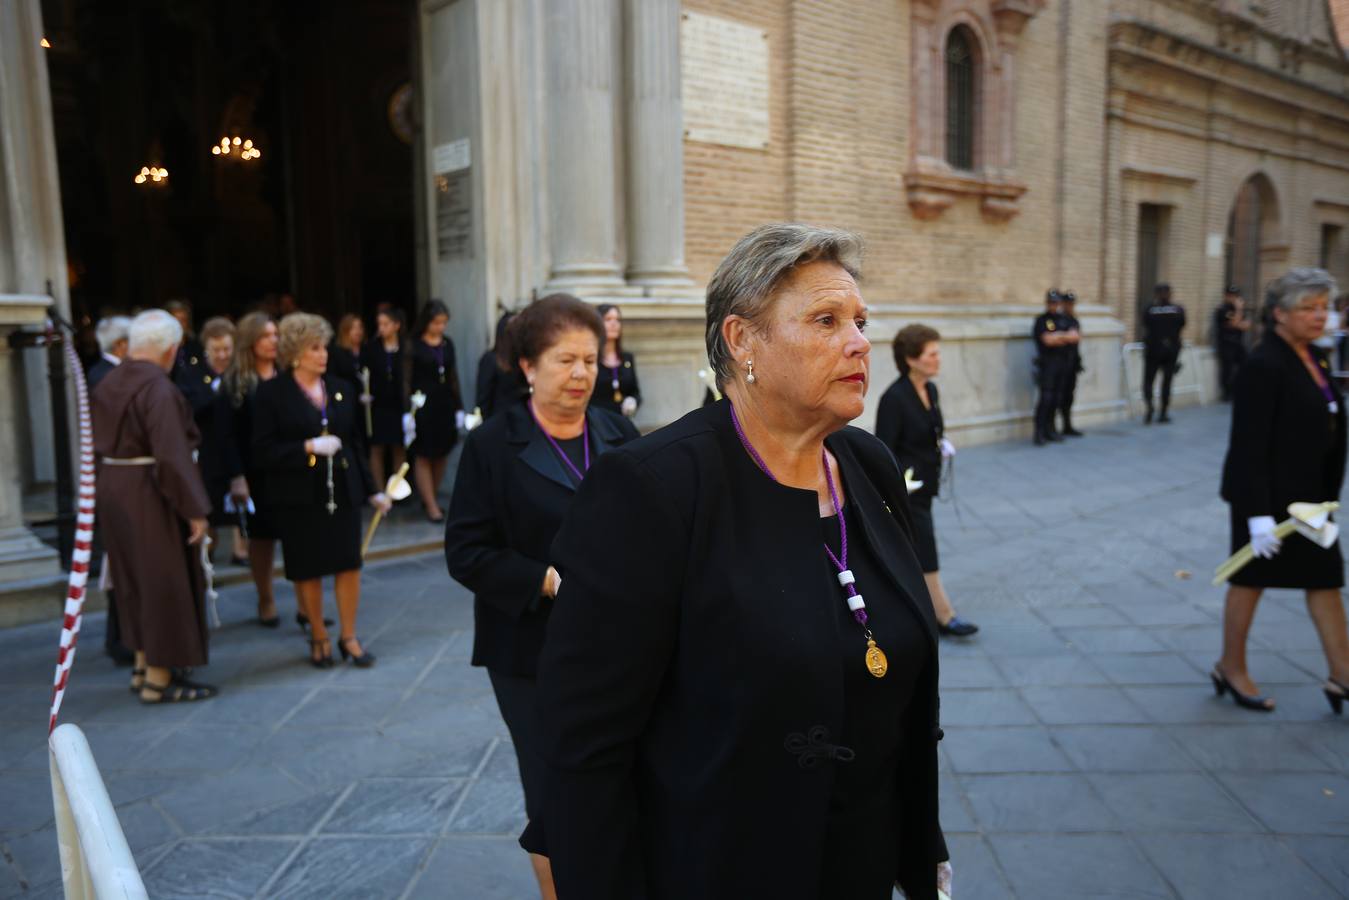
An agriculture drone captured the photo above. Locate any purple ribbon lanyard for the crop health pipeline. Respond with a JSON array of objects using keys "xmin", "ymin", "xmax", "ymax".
[{"xmin": 530, "ymin": 401, "xmax": 590, "ymax": 482}]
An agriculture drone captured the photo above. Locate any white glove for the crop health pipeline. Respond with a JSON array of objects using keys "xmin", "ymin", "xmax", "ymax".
[
  {"xmin": 402, "ymin": 412, "xmax": 417, "ymax": 448},
  {"xmin": 309, "ymin": 435, "xmax": 342, "ymax": 457},
  {"xmin": 1248, "ymin": 516, "xmax": 1281, "ymax": 559},
  {"xmin": 463, "ymin": 408, "xmax": 484, "ymax": 431},
  {"xmin": 939, "ymin": 437, "xmax": 955, "ymax": 459},
  {"xmin": 455, "ymin": 409, "xmax": 467, "ymax": 431},
  {"xmin": 621, "ymin": 396, "xmax": 638, "ymax": 418},
  {"xmin": 369, "ymin": 492, "xmax": 392, "ymax": 515},
  {"xmin": 938, "ymin": 860, "xmax": 953, "ymax": 899}
]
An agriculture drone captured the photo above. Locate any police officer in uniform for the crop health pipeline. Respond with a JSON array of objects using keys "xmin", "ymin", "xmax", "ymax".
[
  {"xmin": 1033, "ymin": 290, "xmax": 1077, "ymax": 445},
  {"xmin": 1213, "ymin": 285, "xmax": 1250, "ymax": 402},
  {"xmin": 1057, "ymin": 291, "xmax": 1085, "ymax": 437},
  {"xmin": 1142, "ymin": 283, "xmax": 1186, "ymax": 423}
]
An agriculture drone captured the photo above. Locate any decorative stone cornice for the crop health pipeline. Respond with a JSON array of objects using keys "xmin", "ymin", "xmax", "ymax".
[
  {"xmin": 904, "ymin": 157, "xmax": 1028, "ymax": 223},
  {"xmin": 992, "ymin": 0, "xmax": 1046, "ymax": 44}
]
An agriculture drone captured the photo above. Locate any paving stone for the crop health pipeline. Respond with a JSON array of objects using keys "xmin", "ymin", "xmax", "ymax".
[
  {"xmin": 937, "ymin": 774, "xmax": 975, "ymax": 833},
  {"xmin": 1091, "ymin": 652, "xmax": 1204, "ymax": 685},
  {"xmin": 263, "ymin": 836, "xmax": 432, "ymax": 899},
  {"xmin": 963, "ymin": 774, "xmax": 1117, "ymax": 832},
  {"xmin": 937, "ymin": 656, "xmax": 1005, "ymax": 689},
  {"xmin": 989, "ymin": 833, "xmax": 1173, "ymax": 898},
  {"xmin": 1058, "ymin": 625, "xmax": 1169, "ymax": 654},
  {"xmin": 322, "ymin": 778, "xmax": 466, "ymax": 835},
  {"xmin": 1217, "ymin": 773, "xmax": 1349, "ymax": 836},
  {"xmin": 990, "ymin": 653, "xmax": 1109, "ymax": 687},
  {"xmin": 1169, "ymin": 724, "xmax": 1341, "ymax": 773},
  {"xmin": 1138, "ymin": 834, "xmax": 1342, "ymax": 900},
  {"xmin": 143, "ymin": 838, "xmax": 296, "ymax": 899},
  {"xmin": 406, "ymin": 837, "xmax": 539, "ymax": 899},
  {"xmin": 447, "ymin": 776, "xmax": 527, "ymax": 834},
  {"xmin": 1291, "ymin": 835, "xmax": 1349, "ymax": 895},
  {"xmin": 1050, "ymin": 725, "xmax": 1201, "ymax": 773},
  {"xmin": 1088, "ymin": 772, "xmax": 1265, "ymax": 833},
  {"xmin": 155, "ymin": 767, "xmax": 311, "ymax": 836},
  {"xmin": 941, "ymin": 726, "xmax": 1075, "ymax": 774},
  {"xmin": 1019, "ymin": 684, "xmax": 1150, "ymax": 725}
]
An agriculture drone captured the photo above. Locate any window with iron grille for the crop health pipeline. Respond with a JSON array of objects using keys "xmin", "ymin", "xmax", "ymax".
[{"xmin": 945, "ymin": 27, "xmax": 977, "ymax": 171}]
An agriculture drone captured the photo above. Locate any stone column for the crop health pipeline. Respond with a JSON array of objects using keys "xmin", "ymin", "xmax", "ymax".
[
  {"xmin": 544, "ymin": 0, "xmax": 626, "ymax": 291},
  {"xmin": 624, "ymin": 0, "xmax": 692, "ymax": 288}
]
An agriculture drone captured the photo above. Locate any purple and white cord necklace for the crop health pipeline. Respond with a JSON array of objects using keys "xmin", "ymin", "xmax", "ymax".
[
  {"xmin": 729, "ymin": 403, "xmax": 889, "ymax": 678},
  {"xmin": 529, "ymin": 401, "xmax": 590, "ymax": 484}
]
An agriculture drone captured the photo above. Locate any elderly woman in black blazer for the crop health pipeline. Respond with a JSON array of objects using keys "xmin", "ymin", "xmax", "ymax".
[
  {"xmin": 531, "ymin": 224, "xmax": 948, "ymax": 900},
  {"xmin": 1216, "ymin": 267, "xmax": 1349, "ymax": 714},
  {"xmin": 444, "ymin": 294, "xmax": 639, "ymax": 899},
  {"xmin": 875, "ymin": 324, "xmax": 978, "ymax": 638},
  {"xmin": 254, "ymin": 313, "xmax": 391, "ymax": 668}
]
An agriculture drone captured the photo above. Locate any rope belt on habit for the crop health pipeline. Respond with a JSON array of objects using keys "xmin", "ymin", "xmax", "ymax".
[{"xmin": 100, "ymin": 457, "xmax": 155, "ymax": 466}]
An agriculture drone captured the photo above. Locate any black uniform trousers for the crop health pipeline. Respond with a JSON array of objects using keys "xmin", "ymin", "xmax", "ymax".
[
  {"xmin": 1058, "ymin": 364, "xmax": 1079, "ymax": 429},
  {"xmin": 1143, "ymin": 353, "xmax": 1179, "ymax": 413},
  {"xmin": 1035, "ymin": 355, "xmax": 1070, "ymax": 437}
]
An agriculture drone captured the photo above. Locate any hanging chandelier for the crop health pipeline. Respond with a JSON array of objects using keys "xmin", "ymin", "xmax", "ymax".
[
  {"xmin": 133, "ymin": 166, "xmax": 168, "ymax": 186},
  {"xmin": 211, "ymin": 136, "xmax": 261, "ymax": 161}
]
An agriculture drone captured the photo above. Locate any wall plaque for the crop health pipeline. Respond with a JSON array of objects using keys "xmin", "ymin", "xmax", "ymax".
[
  {"xmin": 433, "ymin": 138, "xmax": 471, "ymax": 175},
  {"xmin": 680, "ymin": 12, "xmax": 770, "ymax": 150},
  {"xmin": 436, "ymin": 169, "xmax": 472, "ymax": 259}
]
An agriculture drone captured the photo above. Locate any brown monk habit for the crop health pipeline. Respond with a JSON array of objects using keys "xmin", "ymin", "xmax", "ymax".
[{"xmin": 93, "ymin": 360, "xmax": 212, "ymax": 667}]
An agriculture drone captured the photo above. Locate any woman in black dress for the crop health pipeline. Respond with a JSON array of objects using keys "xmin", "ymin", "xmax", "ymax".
[
  {"xmin": 359, "ymin": 307, "xmax": 410, "ymax": 497},
  {"xmin": 409, "ymin": 300, "xmax": 464, "ymax": 523},
  {"xmin": 328, "ymin": 313, "xmax": 365, "ymax": 386},
  {"xmin": 254, "ymin": 313, "xmax": 391, "ymax": 668},
  {"xmin": 588, "ymin": 303, "xmax": 641, "ymax": 419},
  {"xmin": 1217, "ymin": 267, "xmax": 1349, "ymax": 713},
  {"xmin": 875, "ymin": 324, "xmax": 978, "ymax": 638},
  {"xmin": 224, "ymin": 311, "xmax": 285, "ymax": 626},
  {"xmin": 530, "ymin": 225, "xmax": 947, "ymax": 900},
  {"xmin": 445, "ymin": 294, "xmax": 639, "ymax": 899}
]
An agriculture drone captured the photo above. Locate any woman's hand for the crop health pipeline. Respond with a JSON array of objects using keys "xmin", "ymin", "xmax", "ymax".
[
  {"xmin": 1248, "ymin": 516, "xmax": 1282, "ymax": 558},
  {"xmin": 621, "ymin": 396, "xmax": 638, "ymax": 418},
  {"xmin": 938, "ymin": 437, "xmax": 956, "ymax": 459},
  {"xmin": 369, "ymin": 492, "xmax": 393, "ymax": 515},
  {"xmin": 229, "ymin": 475, "xmax": 250, "ymax": 501},
  {"xmin": 307, "ymin": 435, "xmax": 342, "ymax": 457},
  {"xmin": 542, "ymin": 566, "xmax": 562, "ymax": 599},
  {"xmin": 937, "ymin": 860, "xmax": 953, "ymax": 898}
]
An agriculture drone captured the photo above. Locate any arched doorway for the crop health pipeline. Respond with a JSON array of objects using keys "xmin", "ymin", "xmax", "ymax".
[{"xmin": 1225, "ymin": 173, "xmax": 1282, "ymax": 314}]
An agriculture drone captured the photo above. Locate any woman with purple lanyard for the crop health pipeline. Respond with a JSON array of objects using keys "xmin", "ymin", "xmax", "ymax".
[
  {"xmin": 527, "ymin": 225, "xmax": 949, "ymax": 900},
  {"xmin": 359, "ymin": 306, "xmax": 410, "ymax": 497},
  {"xmin": 444, "ymin": 294, "xmax": 639, "ymax": 900},
  {"xmin": 1216, "ymin": 267, "xmax": 1349, "ymax": 714},
  {"xmin": 589, "ymin": 303, "xmax": 641, "ymax": 419},
  {"xmin": 409, "ymin": 300, "xmax": 464, "ymax": 523}
]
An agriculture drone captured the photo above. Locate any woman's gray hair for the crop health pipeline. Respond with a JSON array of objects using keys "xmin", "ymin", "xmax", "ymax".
[
  {"xmin": 127, "ymin": 309, "xmax": 184, "ymax": 355},
  {"xmin": 1266, "ymin": 267, "xmax": 1339, "ymax": 313},
  {"xmin": 705, "ymin": 223, "xmax": 864, "ymax": 386},
  {"xmin": 95, "ymin": 316, "xmax": 132, "ymax": 353},
  {"xmin": 278, "ymin": 312, "xmax": 334, "ymax": 369}
]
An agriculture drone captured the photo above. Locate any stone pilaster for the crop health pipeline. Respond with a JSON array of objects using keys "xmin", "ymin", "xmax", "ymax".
[
  {"xmin": 624, "ymin": 0, "xmax": 692, "ymax": 289},
  {"xmin": 544, "ymin": 0, "xmax": 626, "ymax": 292}
]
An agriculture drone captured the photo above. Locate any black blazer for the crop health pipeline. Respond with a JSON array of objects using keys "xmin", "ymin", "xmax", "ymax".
[
  {"xmin": 444, "ymin": 402, "xmax": 640, "ymax": 676},
  {"xmin": 251, "ymin": 372, "xmax": 376, "ymax": 509},
  {"xmin": 1221, "ymin": 333, "xmax": 1346, "ymax": 517},
  {"xmin": 531, "ymin": 401, "xmax": 945, "ymax": 900},
  {"xmin": 86, "ymin": 357, "xmax": 116, "ymax": 393},
  {"xmin": 875, "ymin": 376, "xmax": 943, "ymax": 502}
]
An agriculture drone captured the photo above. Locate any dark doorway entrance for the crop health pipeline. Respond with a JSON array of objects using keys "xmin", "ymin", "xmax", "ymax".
[
  {"xmin": 41, "ymin": 0, "xmax": 416, "ymax": 328},
  {"xmin": 1224, "ymin": 173, "xmax": 1281, "ymax": 323},
  {"xmin": 1135, "ymin": 203, "xmax": 1166, "ymax": 336}
]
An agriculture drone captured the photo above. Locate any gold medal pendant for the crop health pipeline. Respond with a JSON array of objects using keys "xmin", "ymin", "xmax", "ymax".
[
  {"xmin": 613, "ymin": 390, "xmax": 622, "ymax": 403},
  {"xmin": 865, "ymin": 639, "xmax": 888, "ymax": 678}
]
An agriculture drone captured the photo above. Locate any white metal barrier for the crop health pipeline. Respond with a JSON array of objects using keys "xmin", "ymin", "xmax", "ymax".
[
  {"xmin": 1119, "ymin": 341, "xmax": 1210, "ymax": 417},
  {"xmin": 48, "ymin": 724, "xmax": 147, "ymax": 900}
]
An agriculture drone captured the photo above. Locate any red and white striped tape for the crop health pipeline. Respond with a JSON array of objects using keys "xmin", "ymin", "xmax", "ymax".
[{"xmin": 49, "ymin": 324, "xmax": 96, "ymax": 734}]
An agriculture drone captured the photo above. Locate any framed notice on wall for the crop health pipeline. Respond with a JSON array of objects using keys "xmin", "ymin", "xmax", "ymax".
[
  {"xmin": 433, "ymin": 139, "xmax": 472, "ymax": 260},
  {"xmin": 680, "ymin": 12, "xmax": 770, "ymax": 150}
]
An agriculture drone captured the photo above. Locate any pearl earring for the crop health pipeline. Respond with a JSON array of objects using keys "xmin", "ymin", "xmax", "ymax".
[
  {"xmin": 746, "ymin": 359, "xmax": 756, "ymax": 384},
  {"xmin": 528, "ymin": 382, "xmax": 535, "ymax": 395}
]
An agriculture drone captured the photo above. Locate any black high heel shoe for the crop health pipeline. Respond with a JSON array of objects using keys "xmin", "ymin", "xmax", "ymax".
[
  {"xmin": 309, "ymin": 637, "xmax": 334, "ymax": 669},
  {"xmin": 1210, "ymin": 666, "xmax": 1275, "ymax": 712},
  {"xmin": 296, "ymin": 612, "xmax": 334, "ymax": 631},
  {"xmin": 1325, "ymin": 678, "xmax": 1348, "ymax": 715},
  {"xmin": 337, "ymin": 636, "xmax": 376, "ymax": 668}
]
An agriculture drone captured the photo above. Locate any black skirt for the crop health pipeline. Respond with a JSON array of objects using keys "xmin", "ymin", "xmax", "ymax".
[
  {"xmin": 369, "ymin": 405, "xmax": 404, "ymax": 447},
  {"xmin": 278, "ymin": 500, "xmax": 363, "ymax": 581},
  {"xmin": 238, "ymin": 470, "xmax": 280, "ymax": 540},
  {"xmin": 488, "ymin": 670, "xmax": 548, "ymax": 823},
  {"xmin": 908, "ymin": 495, "xmax": 939, "ymax": 573},
  {"xmin": 1229, "ymin": 507, "xmax": 1344, "ymax": 590}
]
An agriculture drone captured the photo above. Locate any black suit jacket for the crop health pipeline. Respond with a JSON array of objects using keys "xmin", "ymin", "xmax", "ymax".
[
  {"xmin": 1221, "ymin": 333, "xmax": 1346, "ymax": 517},
  {"xmin": 875, "ymin": 376, "xmax": 943, "ymax": 502},
  {"xmin": 443, "ymin": 402, "xmax": 640, "ymax": 676},
  {"xmin": 531, "ymin": 401, "xmax": 945, "ymax": 900},
  {"xmin": 251, "ymin": 372, "xmax": 376, "ymax": 509},
  {"xmin": 86, "ymin": 357, "xmax": 116, "ymax": 393}
]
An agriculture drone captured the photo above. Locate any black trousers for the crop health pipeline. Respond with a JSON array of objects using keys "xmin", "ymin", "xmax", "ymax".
[
  {"xmin": 1058, "ymin": 366, "xmax": 1079, "ymax": 428},
  {"xmin": 1218, "ymin": 346, "xmax": 1245, "ymax": 401},
  {"xmin": 1034, "ymin": 357, "xmax": 1070, "ymax": 437},
  {"xmin": 1143, "ymin": 354, "xmax": 1178, "ymax": 412}
]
